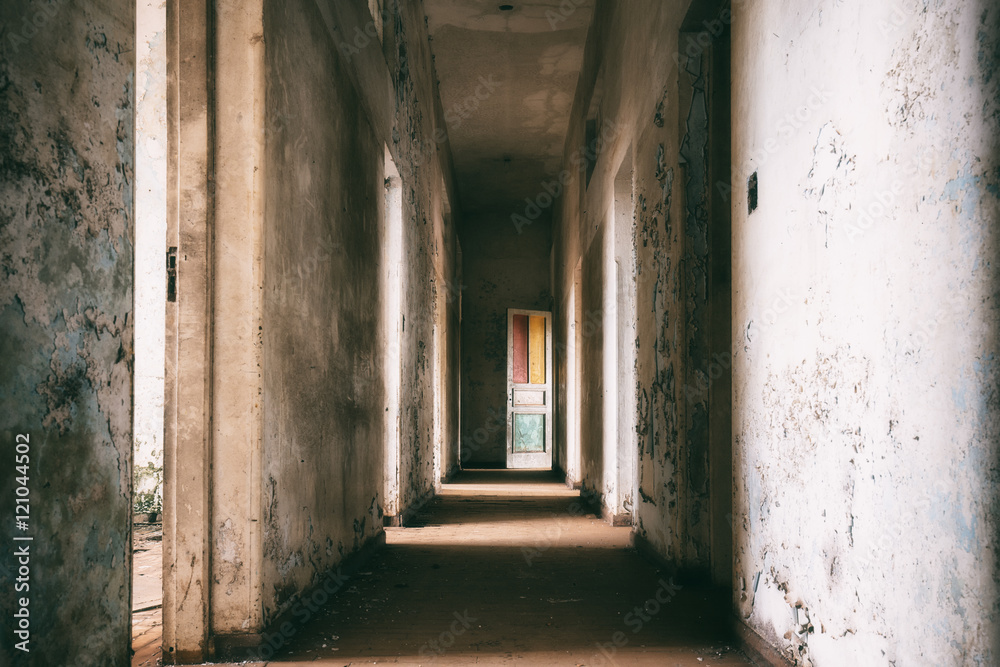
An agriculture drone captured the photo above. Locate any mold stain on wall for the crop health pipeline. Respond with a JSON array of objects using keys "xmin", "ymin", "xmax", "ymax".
[{"xmin": 0, "ymin": 2, "xmax": 135, "ymax": 665}]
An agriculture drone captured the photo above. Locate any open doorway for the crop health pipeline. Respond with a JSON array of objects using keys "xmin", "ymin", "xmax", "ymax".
[
  {"xmin": 382, "ymin": 147, "xmax": 403, "ymax": 524},
  {"xmin": 614, "ymin": 146, "xmax": 637, "ymax": 526},
  {"xmin": 131, "ymin": 0, "xmax": 167, "ymax": 664}
]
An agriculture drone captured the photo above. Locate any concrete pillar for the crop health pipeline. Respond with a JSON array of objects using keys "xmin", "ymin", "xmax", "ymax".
[
  {"xmin": 210, "ymin": 0, "xmax": 265, "ymax": 646},
  {"xmin": 163, "ymin": 0, "xmax": 214, "ymax": 659},
  {"xmin": 164, "ymin": 0, "xmax": 266, "ymax": 659},
  {"xmin": 564, "ymin": 271, "xmax": 581, "ymax": 485}
]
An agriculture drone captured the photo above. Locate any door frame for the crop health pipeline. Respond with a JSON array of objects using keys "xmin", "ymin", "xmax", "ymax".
[{"xmin": 506, "ymin": 308, "xmax": 553, "ymax": 469}]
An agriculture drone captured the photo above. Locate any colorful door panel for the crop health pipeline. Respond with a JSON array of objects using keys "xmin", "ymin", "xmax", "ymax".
[
  {"xmin": 506, "ymin": 309, "xmax": 552, "ymax": 468},
  {"xmin": 513, "ymin": 414, "xmax": 545, "ymax": 453}
]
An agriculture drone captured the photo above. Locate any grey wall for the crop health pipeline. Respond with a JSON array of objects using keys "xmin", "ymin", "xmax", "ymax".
[
  {"xmin": 731, "ymin": 0, "xmax": 1000, "ymax": 662},
  {"xmin": 460, "ymin": 212, "xmax": 552, "ymax": 467},
  {"xmin": 0, "ymin": 1, "xmax": 135, "ymax": 665},
  {"xmin": 262, "ymin": 0, "xmax": 385, "ymax": 619},
  {"xmin": 259, "ymin": 0, "xmax": 459, "ymax": 625}
]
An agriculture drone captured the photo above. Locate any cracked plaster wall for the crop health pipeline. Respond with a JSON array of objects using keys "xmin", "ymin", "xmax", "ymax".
[
  {"xmin": 0, "ymin": 0, "xmax": 135, "ymax": 665},
  {"xmin": 732, "ymin": 1, "xmax": 1000, "ymax": 663},
  {"xmin": 260, "ymin": 0, "xmax": 458, "ymax": 624},
  {"xmin": 554, "ymin": 0, "xmax": 730, "ymax": 567}
]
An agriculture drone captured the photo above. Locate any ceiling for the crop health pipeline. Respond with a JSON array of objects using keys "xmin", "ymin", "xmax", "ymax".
[{"xmin": 423, "ymin": 0, "xmax": 595, "ymax": 218}]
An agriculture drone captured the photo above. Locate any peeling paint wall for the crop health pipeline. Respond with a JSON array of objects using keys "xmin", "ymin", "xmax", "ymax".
[
  {"xmin": 732, "ymin": 0, "xmax": 1000, "ymax": 663},
  {"xmin": 554, "ymin": 0, "xmax": 733, "ymax": 570},
  {"xmin": 259, "ymin": 0, "xmax": 458, "ymax": 625},
  {"xmin": 460, "ymin": 212, "xmax": 553, "ymax": 467},
  {"xmin": 0, "ymin": 0, "xmax": 135, "ymax": 664},
  {"xmin": 387, "ymin": 0, "xmax": 460, "ymax": 516}
]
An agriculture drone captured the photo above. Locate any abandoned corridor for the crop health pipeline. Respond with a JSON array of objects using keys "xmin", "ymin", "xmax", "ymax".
[
  {"xmin": 233, "ymin": 471, "xmax": 751, "ymax": 665},
  {"xmin": 1, "ymin": 0, "xmax": 999, "ymax": 665}
]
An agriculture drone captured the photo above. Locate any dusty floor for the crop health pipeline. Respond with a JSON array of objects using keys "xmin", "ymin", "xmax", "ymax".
[
  {"xmin": 216, "ymin": 470, "xmax": 751, "ymax": 666},
  {"xmin": 132, "ymin": 523, "xmax": 163, "ymax": 667}
]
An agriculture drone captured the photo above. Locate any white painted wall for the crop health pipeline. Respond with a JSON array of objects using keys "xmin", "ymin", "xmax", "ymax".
[
  {"xmin": 134, "ymin": 0, "xmax": 167, "ymax": 512},
  {"xmin": 732, "ymin": 0, "xmax": 1000, "ymax": 663}
]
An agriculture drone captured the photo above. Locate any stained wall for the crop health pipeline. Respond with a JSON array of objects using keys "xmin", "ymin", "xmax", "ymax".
[
  {"xmin": 731, "ymin": 1, "xmax": 1000, "ymax": 662},
  {"xmin": 0, "ymin": 1, "xmax": 135, "ymax": 664}
]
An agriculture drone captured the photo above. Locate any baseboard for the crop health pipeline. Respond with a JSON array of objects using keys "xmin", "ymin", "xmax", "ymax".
[
  {"xmin": 212, "ymin": 529, "xmax": 387, "ymax": 662},
  {"xmin": 733, "ymin": 618, "xmax": 795, "ymax": 667}
]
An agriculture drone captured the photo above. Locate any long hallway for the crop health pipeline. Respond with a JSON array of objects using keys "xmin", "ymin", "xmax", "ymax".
[
  {"xmin": 5, "ymin": 0, "xmax": 999, "ymax": 664},
  {"xmin": 245, "ymin": 471, "xmax": 751, "ymax": 666}
]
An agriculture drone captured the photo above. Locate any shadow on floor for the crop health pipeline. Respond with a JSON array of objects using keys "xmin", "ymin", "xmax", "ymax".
[{"xmin": 248, "ymin": 470, "xmax": 750, "ymax": 666}]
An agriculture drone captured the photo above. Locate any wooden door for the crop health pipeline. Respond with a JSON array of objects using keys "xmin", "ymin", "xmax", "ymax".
[{"xmin": 506, "ymin": 309, "xmax": 553, "ymax": 469}]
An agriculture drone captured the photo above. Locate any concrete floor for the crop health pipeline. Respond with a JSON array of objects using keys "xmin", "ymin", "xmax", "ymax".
[{"xmin": 216, "ymin": 470, "xmax": 752, "ymax": 666}]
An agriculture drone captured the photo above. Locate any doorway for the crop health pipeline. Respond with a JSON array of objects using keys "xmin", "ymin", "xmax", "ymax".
[
  {"xmin": 132, "ymin": 0, "xmax": 167, "ymax": 663},
  {"xmin": 506, "ymin": 309, "xmax": 554, "ymax": 469}
]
